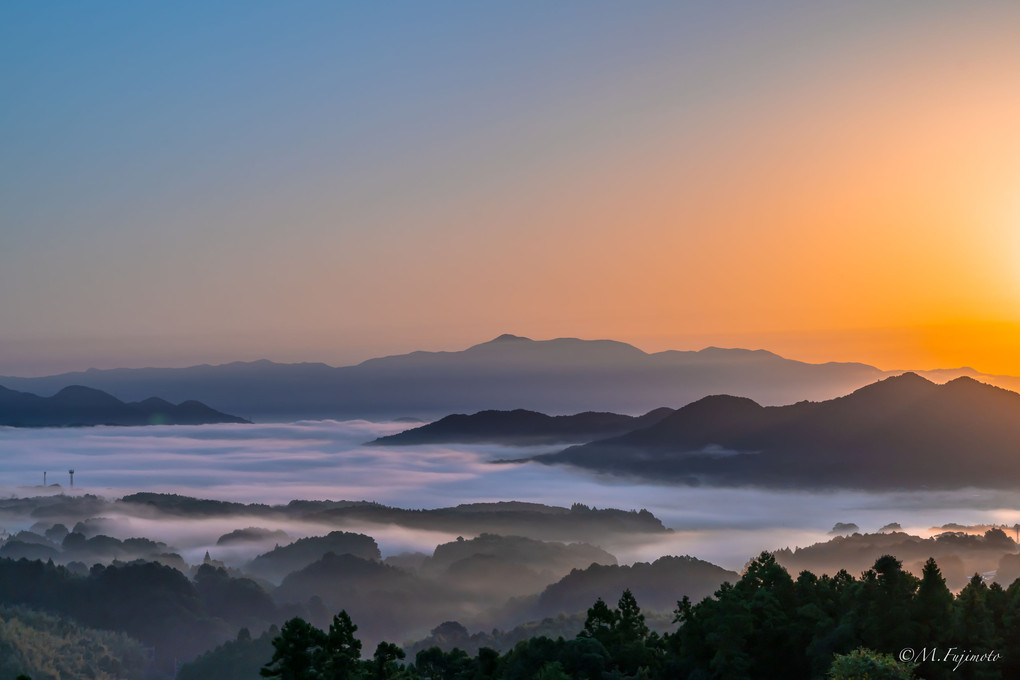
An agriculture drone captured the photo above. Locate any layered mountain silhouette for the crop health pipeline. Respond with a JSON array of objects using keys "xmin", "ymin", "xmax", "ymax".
[
  {"xmin": 369, "ymin": 407, "xmax": 675, "ymax": 446},
  {"xmin": 4, "ymin": 334, "xmax": 1017, "ymax": 422},
  {"xmin": 534, "ymin": 373, "xmax": 1020, "ymax": 489},
  {"xmin": 0, "ymin": 335, "xmax": 895, "ymax": 421},
  {"xmin": 0, "ymin": 384, "xmax": 249, "ymax": 427}
]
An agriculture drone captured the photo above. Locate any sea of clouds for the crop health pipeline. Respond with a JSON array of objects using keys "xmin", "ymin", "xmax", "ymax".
[{"xmin": 2, "ymin": 420, "xmax": 1019, "ymax": 570}]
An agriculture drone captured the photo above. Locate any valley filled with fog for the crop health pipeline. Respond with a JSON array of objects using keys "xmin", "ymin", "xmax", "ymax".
[
  {"xmin": 3, "ymin": 420, "xmax": 1018, "ymax": 571},
  {"xmin": 5, "ymin": 420, "xmax": 1020, "ymax": 679}
]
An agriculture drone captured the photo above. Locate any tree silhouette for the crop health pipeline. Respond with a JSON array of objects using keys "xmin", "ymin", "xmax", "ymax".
[
  {"xmin": 369, "ymin": 641, "xmax": 405, "ymax": 680},
  {"xmin": 616, "ymin": 589, "xmax": 649, "ymax": 644},
  {"xmin": 580, "ymin": 597, "xmax": 616, "ymax": 647},
  {"xmin": 321, "ymin": 611, "xmax": 363, "ymax": 680},
  {"xmin": 261, "ymin": 617, "xmax": 324, "ymax": 680},
  {"xmin": 912, "ymin": 557, "xmax": 953, "ymax": 680}
]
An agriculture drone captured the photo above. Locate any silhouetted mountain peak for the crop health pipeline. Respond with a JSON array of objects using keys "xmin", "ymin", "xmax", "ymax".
[
  {"xmin": 13, "ymin": 334, "xmax": 991, "ymax": 421},
  {"xmin": 538, "ymin": 372, "xmax": 1020, "ymax": 489},
  {"xmin": 944, "ymin": 375, "xmax": 987, "ymax": 389},
  {"xmin": 696, "ymin": 347, "xmax": 783, "ymax": 361},
  {"xmin": 369, "ymin": 406, "xmax": 675, "ymax": 446},
  {"xmin": 887, "ymin": 371, "xmax": 931, "ymax": 385},
  {"xmin": 136, "ymin": 397, "xmax": 174, "ymax": 409},
  {"xmin": 54, "ymin": 384, "xmax": 110, "ymax": 397},
  {"xmin": 678, "ymin": 394, "xmax": 764, "ymax": 417},
  {"xmin": 839, "ymin": 372, "xmax": 936, "ymax": 404},
  {"xmin": 51, "ymin": 385, "xmax": 124, "ymax": 407},
  {"xmin": 937, "ymin": 374, "xmax": 1020, "ymax": 406},
  {"xmin": 467, "ymin": 334, "xmax": 643, "ymax": 355},
  {"xmin": 586, "ymin": 394, "xmax": 764, "ymax": 449}
]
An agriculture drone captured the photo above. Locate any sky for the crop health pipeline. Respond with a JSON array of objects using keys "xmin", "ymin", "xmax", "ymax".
[{"xmin": 3, "ymin": 2, "xmax": 1020, "ymax": 376}]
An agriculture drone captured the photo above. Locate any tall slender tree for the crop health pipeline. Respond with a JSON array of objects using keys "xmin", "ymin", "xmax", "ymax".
[
  {"xmin": 320, "ymin": 611, "xmax": 363, "ymax": 680},
  {"xmin": 261, "ymin": 618, "xmax": 325, "ymax": 680}
]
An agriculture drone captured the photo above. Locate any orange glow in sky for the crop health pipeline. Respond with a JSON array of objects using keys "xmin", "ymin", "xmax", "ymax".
[{"xmin": 2, "ymin": 3, "xmax": 1020, "ymax": 376}]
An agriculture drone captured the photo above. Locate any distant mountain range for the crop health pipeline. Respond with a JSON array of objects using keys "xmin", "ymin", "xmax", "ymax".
[
  {"xmin": 0, "ymin": 384, "xmax": 249, "ymax": 427},
  {"xmin": 369, "ymin": 407, "xmax": 675, "ymax": 446},
  {"xmin": 5, "ymin": 334, "xmax": 1016, "ymax": 421},
  {"xmin": 533, "ymin": 373, "xmax": 1020, "ymax": 489}
]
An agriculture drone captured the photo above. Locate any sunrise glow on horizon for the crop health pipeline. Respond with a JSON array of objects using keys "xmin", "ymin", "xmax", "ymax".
[{"xmin": 3, "ymin": 2, "xmax": 1020, "ymax": 377}]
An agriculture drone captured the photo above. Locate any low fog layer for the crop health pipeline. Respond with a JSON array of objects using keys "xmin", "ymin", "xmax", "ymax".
[
  {"xmin": 2, "ymin": 421, "xmax": 1020, "ymax": 676},
  {"xmin": 3, "ymin": 421, "xmax": 1020, "ymax": 569},
  {"xmin": 3, "ymin": 486, "xmax": 1019, "ymax": 677}
]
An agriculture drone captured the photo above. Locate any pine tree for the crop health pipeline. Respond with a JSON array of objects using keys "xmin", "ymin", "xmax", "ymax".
[
  {"xmin": 615, "ymin": 589, "xmax": 653, "ymax": 676},
  {"xmin": 261, "ymin": 618, "xmax": 325, "ymax": 680},
  {"xmin": 368, "ymin": 641, "xmax": 405, "ymax": 680},
  {"xmin": 911, "ymin": 558, "xmax": 954, "ymax": 680},
  {"xmin": 953, "ymin": 575, "xmax": 998, "ymax": 680},
  {"xmin": 580, "ymin": 598, "xmax": 617, "ymax": 648},
  {"xmin": 320, "ymin": 611, "xmax": 363, "ymax": 680},
  {"xmin": 857, "ymin": 555, "xmax": 918, "ymax": 654}
]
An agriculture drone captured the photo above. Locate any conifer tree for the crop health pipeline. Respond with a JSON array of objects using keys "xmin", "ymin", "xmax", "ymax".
[
  {"xmin": 911, "ymin": 558, "xmax": 954, "ymax": 680},
  {"xmin": 261, "ymin": 618, "xmax": 325, "ymax": 680},
  {"xmin": 321, "ymin": 611, "xmax": 363, "ymax": 680}
]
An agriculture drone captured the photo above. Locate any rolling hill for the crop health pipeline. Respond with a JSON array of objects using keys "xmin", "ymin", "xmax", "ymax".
[
  {"xmin": 369, "ymin": 407, "xmax": 675, "ymax": 446},
  {"xmin": 0, "ymin": 384, "xmax": 249, "ymax": 427},
  {"xmin": 534, "ymin": 373, "xmax": 1020, "ymax": 489}
]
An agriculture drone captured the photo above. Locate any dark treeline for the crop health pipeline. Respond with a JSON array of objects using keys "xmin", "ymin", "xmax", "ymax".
[
  {"xmin": 0, "ymin": 605, "xmax": 150, "ymax": 680},
  {"xmin": 0, "ymin": 557, "xmax": 296, "ymax": 675},
  {"xmin": 1, "ymin": 492, "xmax": 668, "ymax": 542},
  {"xmin": 184, "ymin": 552, "xmax": 1015, "ymax": 680},
  {"xmin": 774, "ymin": 528, "xmax": 1019, "ymax": 591}
]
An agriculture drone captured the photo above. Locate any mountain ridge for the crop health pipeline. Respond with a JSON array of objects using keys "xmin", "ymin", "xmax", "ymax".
[
  {"xmin": 0, "ymin": 383, "xmax": 249, "ymax": 427},
  {"xmin": 2, "ymin": 335, "xmax": 1018, "ymax": 421},
  {"xmin": 533, "ymin": 372, "xmax": 1020, "ymax": 489},
  {"xmin": 369, "ymin": 407, "xmax": 676, "ymax": 446}
]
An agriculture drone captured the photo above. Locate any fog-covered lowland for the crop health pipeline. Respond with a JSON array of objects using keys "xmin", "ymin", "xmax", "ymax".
[
  {"xmin": 2, "ymin": 418, "xmax": 1020, "ymax": 677},
  {"xmin": 5, "ymin": 419, "xmax": 1020, "ymax": 567}
]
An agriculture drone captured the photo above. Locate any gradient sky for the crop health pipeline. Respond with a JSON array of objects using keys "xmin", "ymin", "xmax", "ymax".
[{"xmin": 3, "ymin": 2, "xmax": 1020, "ymax": 376}]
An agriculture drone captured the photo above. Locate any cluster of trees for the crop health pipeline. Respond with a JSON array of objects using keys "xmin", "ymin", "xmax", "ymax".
[
  {"xmin": 0, "ymin": 527, "xmax": 184, "ymax": 569},
  {"xmin": 0, "ymin": 557, "xmax": 291, "ymax": 675},
  {"xmin": 667, "ymin": 552, "xmax": 1012, "ymax": 679},
  {"xmin": 190, "ymin": 552, "xmax": 1017, "ymax": 680},
  {"xmin": 774, "ymin": 528, "xmax": 1019, "ymax": 590},
  {"xmin": 5, "ymin": 547, "xmax": 1019, "ymax": 679},
  {"xmin": 0, "ymin": 605, "xmax": 149, "ymax": 680}
]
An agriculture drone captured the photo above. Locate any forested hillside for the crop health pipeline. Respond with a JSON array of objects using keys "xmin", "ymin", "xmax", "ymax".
[{"xmin": 180, "ymin": 553, "xmax": 1016, "ymax": 680}]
